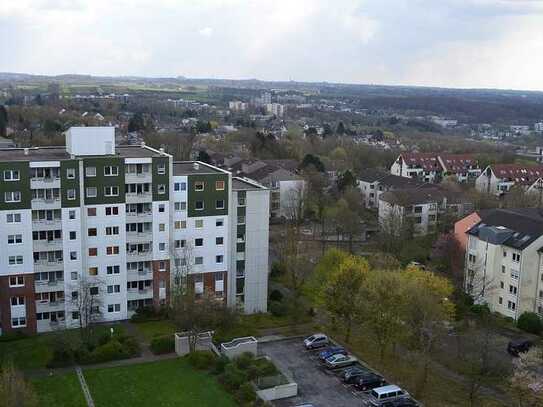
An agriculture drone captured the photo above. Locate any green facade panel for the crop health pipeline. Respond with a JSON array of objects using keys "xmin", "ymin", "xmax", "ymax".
[
  {"xmin": 152, "ymin": 157, "xmax": 170, "ymax": 201},
  {"xmin": 82, "ymin": 157, "xmax": 125, "ymax": 205},
  {"xmin": 60, "ymin": 160, "xmax": 80, "ymax": 207},
  {"xmin": 0, "ymin": 161, "xmax": 31, "ymax": 210},
  {"xmin": 187, "ymin": 173, "xmax": 229, "ymax": 217}
]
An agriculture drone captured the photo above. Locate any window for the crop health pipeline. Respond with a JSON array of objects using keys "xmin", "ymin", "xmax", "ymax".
[
  {"xmin": 510, "ymin": 285, "xmax": 518, "ymax": 295},
  {"xmin": 70, "ymin": 251, "xmax": 77, "ymax": 260},
  {"xmin": 502, "ymin": 265, "xmax": 506, "ymax": 274},
  {"xmin": 6, "ymin": 213, "xmax": 21, "ymax": 223},
  {"xmin": 175, "ymin": 240, "xmax": 186, "ymax": 248},
  {"xmin": 88, "ymin": 228, "xmax": 97, "ymax": 237},
  {"xmin": 89, "ymin": 287, "xmax": 99, "ymax": 296},
  {"xmin": 511, "ymin": 270, "xmax": 520, "ymax": 280},
  {"xmin": 71, "ymin": 272, "xmax": 78, "ymax": 280},
  {"xmin": 216, "ymin": 255, "xmax": 224, "ymax": 264},
  {"xmin": 107, "ymin": 265, "xmax": 120, "ymax": 275},
  {"xmin": 89, "ymin": 248, "xmax": 98, "ymax": 256},
  {"xmin": 157, "ymin": 184, "xmax": 166, "ymax": 195},
  {"xmin": 159, "ymin": 204, "xmax": 165, "ymax": 213},
  {"xmin": 159, "ymin": 261, "xmax": 166, "ymax": 271},
  {"xmin": 512, "ymin": 253, "xmax": 521, "ymax": 262},
  {"xmin": 499, "ymin": 297, "xmax": 503, "ymax": 304},
  {"xmin": 195, "ymin": 238, "xmax": 204, "ymax": 247},
  {"xmin": 105, "ymin": 206, "xmax": 119, "ymax": 216},
  {"xmin": 11, "ymin": 296, "xmax": 25, "ymax": 306},
  {"xmin": 7, "ymin": 234, "xmax": 22, "ymax": 244},
  {"xmin": 106, "ymin": 226, "xmax": 119, "ymax": 235},
  {"xmin": 69, "ymin": 231, "xmax": 76, "ymax": 240},
  {"xmin": 216, "ymin": 200, "xmax": 225, "ymax": 209},
  {"xmin": 69, "ymin": 210, "xmax": 76, "ymax": 220},
  {"xmin": 174, "ymin": 182, "xmax": 187, "ymax": 191},
  {"xmin": 104, "ymin": 186, "xmax": 119, "ymax": 197},
  {"xmin": 468, "ymin": 254, "xmax": 476, "ymax": 263},
  {"xmin": 106, "ymin": 246, "xmax": 119, "ymax": 255},
  {"xmin": 11, "ymin": 317, "xmax": 26, "ymax": 328},
  {"xmin": 216, "ymin": 180, "xmax": 225, "ymax": 190},
  {"xmin": 195, "ymin": 200, "xmax": 204, "ymax": 210},
  {"xmin": 9, "ymin": 276, "xmax": 24, "ymax": 287},
  {"xmin": 87, "ymin": 208, "xmax": 96, "ymax": 216},
  {"xmin": 237, "ymin": 216, "xmax": 245, "ymax": 225},
  {"xmin": 157, "ymin": 163, "xmax": 166, "ymax": 175},
  {"xmin": 86, "ymin": 187, "xmax": 97, "ymax": 198},
  {"xmin": 500, "ymin": 281, "xmax": 504, "ymax": 289},
  {"xmin": 66, "ymin": 168, "xmax": 76, "ymax": 179},
  {"xmin": 180, "ymin": 182, "xmax": 187, "ymax": 191},
  {"xmin": 174, "ymin": 202, "xmax": 187, "ymax": 211},
  {"xmin": 107, "ymin": 285, "xmax": 121, "ymax": 294},
  {"xmin": 104, "ymin": 166, "xmax": 119, "ymax": 176},
  {"xmin": 175, "ymin": 220, "xmax": 187, "ymax": 229},
  {"xmin": 195, "ymin": 219, "xmax": 204, "ymax": 228},
  {"xmin": 4, "ymin": 170, "xmax": 20, "ymax": 181},
  {"xmin": 195, "ymin": 181, "xmax": 204, "ymax": 191},
  {"xmin": 507, "ymin": 301, "xmax": 516, "ymax": 310},
  {"xmin": 159, "ymin": 223, "xmax": 165, "ymax": 232},
  {"xmin": 4, "ymin": 191, "xmax": 21, "ymax": 202},
  {"xmin": 503, "ymin": 250, "xmax": 507, "ymax": 257},
  {"xmin": 72, "ymin": 311, "xmax": 79, "ymax": 320},
  {"xmin": 8, "ymin": 256, "xmax": 23, "ymax": 265},
  {"xmin": 85, "ymin": 166, "xmax": 96, "ymax": 177},
  {"xmin": 159, "ymin": 242, "xmax": 166, "ymax": 251},
  {"xmin": 67, "ymin": 189, "xmax": 76, "ymax": 200},
  {"xmin": 108, "ymin": 304, "xmax": 121, "ymax": 313},
  {"xmin": 216, "ymin": 237, "xmax": 224, "ymax": 245},
  {"xmin": 195, "ymin": 257, "xmax": 203, "ymax": 265},
  {"xmin": 216, "ymin": 219, "xmax": 224, "ymax": 227}
]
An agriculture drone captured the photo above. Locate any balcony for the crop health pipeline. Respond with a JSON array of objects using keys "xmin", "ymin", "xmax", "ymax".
[
  {"xmin": 126, "ymin": 250, "xmax": 153, "ymax": 259},
  {"xmin": 125, "ymin": 172, "xmax": 152, "ymax": 184},
  {"xmin": 126, "ymin": 192, "xmax": 153, "ymax": 204},
  {"xmin": 32, "ymin": 218, "xmax": 62, "ymax": 230},
  {"xmin": 36, "ymin": 299, "xmax": 65, "ymax": 312},
  {"xmin": 30, "ymin": 178, "xmax": 61, "ymax": 190},
  {"xmin": 31, "ymin": 198, "xmax": 61, "ymax": 210},
  {"xmin": 127, "ymin": 287, "xmax": 153, "ymax": 300},
  {"xmin": 127, "ymin": 268, "xmax": 152, "ymax": 281},
  {"xmin": 35, "ymin": 279, "xmax": 64, "ymax": 292},
  {"xmin": 33, "ymin": 239, "xmax": 63, "ymax": 252},
  {"xmin": 126, "ymin": 232, "xmax": 153, "ymax": 244},
  {"xmin": 125, "ymin": 211, "xmax": 153, "ymax": 222},
  {"xmin": 34, "ymin": 260, "xmax": 64, "ymax": 272}
]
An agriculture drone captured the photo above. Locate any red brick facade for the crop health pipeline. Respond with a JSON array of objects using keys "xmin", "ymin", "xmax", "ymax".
[
  {"xmin": 0, "ymin": 274, "xmax": 37, "ymax": 335},
  {"xmin": 152, "ymin": 260, "xmax": 170, "ymax": 309}
]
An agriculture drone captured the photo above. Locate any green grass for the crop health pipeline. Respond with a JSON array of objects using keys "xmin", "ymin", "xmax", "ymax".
[
  {"xmin": 84, "ymin": 358, "xmax": 237, "ymax": 407},
  {"xmin": 32, "ymin": 372, "xmax": 86, "ymax": 407},
  {"xmin": 132, "ymin": 320, "xmax": 176, "ymax": 341},
  {"xmin": 0, "ymin": 335, "xmax": 53, "ymax": 370}
]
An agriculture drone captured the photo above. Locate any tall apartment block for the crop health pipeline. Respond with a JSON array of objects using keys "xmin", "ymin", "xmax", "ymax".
[{"xmin": 0, "ymin": 127, "xmax": 269, "ymax": 335}]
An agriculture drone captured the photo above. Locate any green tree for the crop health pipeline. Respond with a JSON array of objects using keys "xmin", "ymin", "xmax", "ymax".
[
  {"xmin": 197, "ymin": 150, "xmax": 211, "ymax": 164},
  {"xmin": 336, "ymin": 121, "xmax": 345, "ymax": 135},
  {"xmin": 336, "ymin": 170, "xmax": 357, "ymax": 192},
  {"xmin": 128, "ymin": 112, "xmax": 145, "ymax": 132},
  {"xmin": 0, "ymin": 105, "xmax": 7, "ymax": 138}
]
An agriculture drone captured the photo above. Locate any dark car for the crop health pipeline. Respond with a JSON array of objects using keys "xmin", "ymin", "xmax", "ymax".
[
  {"xmin": 354, "ymin": 373, "xmax": 387, "ymax": 392},
  {"xmin": 507, "ymin": 340, "xmax": 533, "ymax": 357},
  {"xmin": 342, "ymin": 366, "xmax": 373, "ymax": 384},
  {"xmin": 318, "ymin": 346, "xmax": 347, "ymax": 361},
  {"xmin": 381, "ymin": 398, "xmax": 419, "ymax": 407}
]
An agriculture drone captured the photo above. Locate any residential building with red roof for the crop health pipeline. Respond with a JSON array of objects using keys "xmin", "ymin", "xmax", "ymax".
[{"xmin": 475, "ymin": 164, "xmax": 543, "ymax": 196}]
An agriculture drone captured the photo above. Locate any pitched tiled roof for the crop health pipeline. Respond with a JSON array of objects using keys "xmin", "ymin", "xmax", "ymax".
[
  {"xmin": 492, "ymin": 164, "xmax": 543, "ymax": 185},
  {"xmin": 400, "ymin": 153, "xmax": 440, "ymax": 171},
  {"xmin": 439, "ymin": 154, "xmax": 479, "ymax": 173}
]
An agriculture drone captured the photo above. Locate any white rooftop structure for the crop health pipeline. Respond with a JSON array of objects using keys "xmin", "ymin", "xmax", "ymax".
[{"xmin": 65, "ymin": 126, "xmax": 115, "ymax": 156}]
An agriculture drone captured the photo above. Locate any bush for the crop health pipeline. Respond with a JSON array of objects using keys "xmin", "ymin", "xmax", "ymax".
[
  {"xmin": 212, "ymin": 355, "xmax": 230, "ymax": 375},
  {"xmin": 236, "ymin": 382, "xmax": 256, "ymax": 404},
  {"xmin": 470, "ymin": 303, "xmax": 491, "ymax": 315},
  {"xmin": 269, "ymin": 301, "xmax": 288, "ymax": 317},
  {"xmin": 221, "ymin": 364, "xmax": 248, "ymax": 391},
  {"xmin": 186, "ymin": 351, "xmax": 216, "ymax": 370},
  {"xmin": 269, "ymin": 289, "xmax": 283, "ymax": 302},
  {"xmin": 130, "ymin": 306, "xmax": 165, "ymax": 322},
  {"xmin": 150, "ymin": 335, "xmax": 175, "ymax": 355},
  {"xmin": 234, "ymin": 352, "xmax": 256, "ymax": 371},
  {"xmin": 517, "ymin": 312, "xmax": 543, "ymax": 335},
  {"xmin": 270, "ymin": 262, "xmax": 286, "ymax": 279}
]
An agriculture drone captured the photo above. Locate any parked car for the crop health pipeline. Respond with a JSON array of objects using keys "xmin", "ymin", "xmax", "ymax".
[
  {"xmin": 304, "ymin": 333, "xmax": 329, "ymax": 350},
  {"xmin": 381, "ymin": 398, "xmax": 419, "ymax": 407},
  {"xmin": 324, "ymin": 353, "xmax": 357, "ymax": 369},
  {"xmin": 507, "ymin": 339, "xmax": 533, "ymax": 357},
  {"xmin": 364, "ymin": 385, "xmax": 410, "ymax": 406},
  {"xmin": 318, "ymin": 346, "xmax": 347, "ymax": 360},
  {"xmin": 354, "ymin": 373, "xmax": 387, "ymax": 391},
  {"xmin": 342, "ymin": 366, "xmax": 373, "ymax": 384}
]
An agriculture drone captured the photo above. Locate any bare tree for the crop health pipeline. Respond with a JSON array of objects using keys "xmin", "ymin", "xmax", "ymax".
[
  {"xmin": 464, "ymin": 254, "xmax": 496, "ymax": 305},
  {"xmin": 510, "ymin": 347, "xmax": 543, "ymax": 406},
  {"xmin": 69, "ymin": 275, "xmax": 105, "ymax": 344},
  {"xmin": 0, "ymin": 361, "xmax": 38, "ymax": 407}
]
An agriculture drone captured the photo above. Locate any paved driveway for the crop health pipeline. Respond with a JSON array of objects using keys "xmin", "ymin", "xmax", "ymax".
[{"xmin": 259, "ymin": 338, "xmax": 369, "ymax": 407}]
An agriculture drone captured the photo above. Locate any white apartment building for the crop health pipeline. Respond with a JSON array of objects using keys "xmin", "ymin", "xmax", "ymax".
[
  {"xmin": 464, "ymin": 208, "xmax": 543, "ymax": 320},
  {"xmin": 475, "ymin": 164, "xmax": 543, "ymax": 196}
]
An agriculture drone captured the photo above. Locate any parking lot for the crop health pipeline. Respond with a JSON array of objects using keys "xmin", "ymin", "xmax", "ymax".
[{"xmin": 260, "ymin": 337, "xmax": 376, "ymax": 407}]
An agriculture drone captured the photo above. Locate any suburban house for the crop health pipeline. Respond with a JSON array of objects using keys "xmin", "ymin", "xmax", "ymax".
[
  {"xmin": 475, "ymin": 164, "xmax": 543, "ymax": 196},
  {"xmin": 463, "ymin": 208, "xmax": 543, "ymax": 320},
  {"xmin": 437, "ymin": 154, "xmax": 481, "ymax": 183},
  {"xmin": 378, "ymin": 187, "xmax": 473, "ymax": 236},
  {"xmin": 358, "ymin": 169, "xmax": 427, "ymax": 209},
  {"xmin": 0, "ymin": 126, "xmax": 270, "ymax": 336}
]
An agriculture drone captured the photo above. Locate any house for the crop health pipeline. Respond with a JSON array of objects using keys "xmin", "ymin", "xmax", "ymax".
[
  {"xmin": 475, "ymin": 164, "xmax": 543, "ymax": 195},
  {"xmin": 463, "ymin": 208, "xmax": 543, "ymax": 320},
  {"xmin": 437, "ymin": 154, "xmax": 481, "ymax": 183},
  {"xmin": 358, "ymin": 169, "xmax": 426, "ymax": 209},
  {"xmin": 378, "ymin": 187, "xmax": 473, "ymax": 236},
  {"xmin": 390, "ymin": 153, "xmax": 442, "ymax": 183}
]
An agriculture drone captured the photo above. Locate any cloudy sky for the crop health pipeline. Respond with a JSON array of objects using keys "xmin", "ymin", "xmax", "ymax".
[{"xmin": 2, "ymin": 0, "xmax": 543, "ymax": 90}]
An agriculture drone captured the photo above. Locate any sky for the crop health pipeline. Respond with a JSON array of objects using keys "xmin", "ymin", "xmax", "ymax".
[{"xmin": 2, "ymin": 0, "xmax": 543, "ymax": 90}]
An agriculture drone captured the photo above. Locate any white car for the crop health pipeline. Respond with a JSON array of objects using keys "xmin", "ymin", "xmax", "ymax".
[
  {"xmin": 303, "ymin": 333, "xmax": 329, "ymax": 349},
  {"xmin": 324, "ymin": 353, "xmax": 357, "ymax": 369}
]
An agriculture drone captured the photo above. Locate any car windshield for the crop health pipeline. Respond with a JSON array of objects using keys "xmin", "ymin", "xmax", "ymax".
[{"xmin": 307, "ymin": 335, "xmax": 315, "ymax": 341}]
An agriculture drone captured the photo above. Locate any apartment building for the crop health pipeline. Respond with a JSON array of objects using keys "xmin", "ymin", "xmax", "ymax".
[
  {"xmin": 463, "ymin": 208, "xmax": 543, "ymax": 320},
  {"xmin": 0, "ymin": 127, "xmax": 270, "ymax": 336},
  {"xmin": 475, "ymin": 164, "xmax": 543, "ymax": 196}
]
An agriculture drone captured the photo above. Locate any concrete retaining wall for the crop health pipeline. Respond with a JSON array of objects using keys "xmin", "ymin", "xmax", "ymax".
[{"xmin": 256, "ymin": 382, "xmax": 298, "ymax": 401}]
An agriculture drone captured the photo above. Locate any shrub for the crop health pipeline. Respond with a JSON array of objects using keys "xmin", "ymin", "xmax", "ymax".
[
  {"xmin": 470, "ymin": 303, "xmax": 490, "ymax": 315},
  {"xmin": 236, "ymin": 382, "xmax": 256, "ymax": 404},
  {"xmin": 186, "ymin": 351, "xmax": 216, "ymax": 370},
  {"xmin": 121, "ymin": 335, "xmax": 141, "ymax": 356},
  {"xmin": 221, "ymin": 364, "xmax": 248, "ymax": 391},
  {"xmin": 517, "ymin": 312, "xmax": 543, "ymax": 335},
  {"xmin": 150, "ymin": 335, "xmax": 175, "ymax": 355},
  {"xmin": 270, "ymin": 262, "xmax": 286, "ymax": 279},
  {"xmin": 234, "ymin": 352, "xmax": 256, "ymax": 371},
  {"xmin": 269, "ymin": 301, "xmax": 288, "ymax": 317},
  {"xmin": 269, "ymin": 289, "xmax": 283, "ymax": 302},
  {"xmin": 212, "ymin": 355, "xmax": 230, "ymax": 375}
]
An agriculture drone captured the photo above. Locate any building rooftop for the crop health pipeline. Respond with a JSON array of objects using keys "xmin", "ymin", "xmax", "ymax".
[
  {"xmin": 232, "ymin": 177, "xmax": 267, "ymax": 191},
  {"xmin": 359, "ymin": 169, "xmax": 426, "ymax": 188},
  {"xmin": 400, "ymin": 153, "xmax": 441, "ymax": 171},
  {"xmin": 380, "ymin": 186, "xmax": 469, "ymax": 206},
  {"xmin": 489, "ymin": 164, "xmax": 543, "ymax": 185},
  {"xmin": 173, "ymin": 161, "xmax": 226, "ymax": 176},
  {"xmin": 468, "ymin": 208, "xmax": 543, "ymax": 250}
]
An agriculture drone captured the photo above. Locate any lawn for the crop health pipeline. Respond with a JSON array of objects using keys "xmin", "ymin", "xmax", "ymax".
[
  {"xmin": 132, "ymin": 320, "xmax": 176, "ymax": 341},
  {"xmin": 32, "ymin": 372, "xmax": 86, "ymax": 407},
  {"xmin": 84, "ymin": 358, "xmax": 238, "ymax": 407}
]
